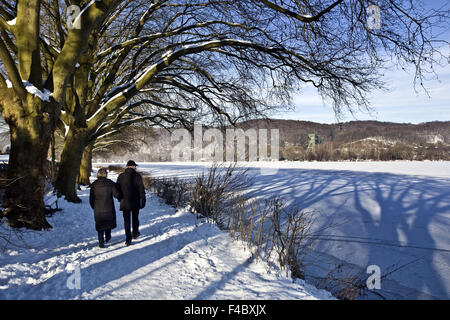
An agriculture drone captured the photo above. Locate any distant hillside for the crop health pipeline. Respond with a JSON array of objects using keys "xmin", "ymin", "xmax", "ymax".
[
  {"xmin": 231, "ymin": 119, "xmax": 450, "ymax": 161},
  {"xmin": 92, "ymin": 119, "xmax": 450, "ymax": 162},
  {"xmin": 1, "ymin": 120, "xmax": 447, "ymax": 161},
  {"xmin": 233, "ymin": 119, "xmax": 450, "ymax": 146}
]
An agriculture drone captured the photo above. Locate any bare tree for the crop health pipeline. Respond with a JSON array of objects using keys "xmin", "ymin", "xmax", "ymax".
[
  {"xmin": 0, "ymin": 0, "xmax": 448, "ymax": 228},
  {"xmin": 56, "ymin": 0, "xmax": 450, "ymax": 203}
]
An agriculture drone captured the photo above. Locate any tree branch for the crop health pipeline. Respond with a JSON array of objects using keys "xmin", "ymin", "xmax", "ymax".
[
  {"xmin": 259, "ymin": 0, "xmax": 344, "ymax": 23},
  {"xmin": 52, "ymin": 0, "xmax": 122, "ymax": 104},
  {"xmin": 0, "ymin": 36, "xmax": 26, "ymax": 98},
  {"xmin": 88, "ymin": 37, "xmax": 288, "ymax": 126}
]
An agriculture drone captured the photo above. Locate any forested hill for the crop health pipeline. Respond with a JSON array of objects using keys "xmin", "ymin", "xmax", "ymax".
[
  {"xmin": 89, "ymin": 119, "xmax": 450, "ymax": 162},
  {"xmin": 1, "ymin": 120, "xmax": 448, "ymax": 162},
  {"xmin": 232, "ymin": 119, "xmax": 450, "ymax": 161},
  {"xmin": 233, "ymin": 119, "xmax": 450, "ymax": 146}
]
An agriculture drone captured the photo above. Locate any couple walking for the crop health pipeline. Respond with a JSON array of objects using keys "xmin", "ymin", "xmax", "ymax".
[{"xmin": 89, "ymin": 160, "xmax": 146, "ymax": 248}]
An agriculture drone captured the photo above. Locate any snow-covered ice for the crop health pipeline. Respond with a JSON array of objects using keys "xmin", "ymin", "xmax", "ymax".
[{"xmin": 0, "ymin": 178, "xmax": 332, "ymax": 300}]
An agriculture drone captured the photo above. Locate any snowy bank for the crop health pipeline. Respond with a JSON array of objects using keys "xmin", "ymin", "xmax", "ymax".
[{"xmin": 0, "ymin": 188, "xmax": 333, "ymax": 300}]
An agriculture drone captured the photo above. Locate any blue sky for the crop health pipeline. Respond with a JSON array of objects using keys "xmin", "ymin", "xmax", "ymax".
[
  {"xmin": 274, "ymin": 59, "xmax": 450, "ymax": 124},
  {"xmin": 273, "ymin": 0, "xmax": 450, "ymax": 124}
]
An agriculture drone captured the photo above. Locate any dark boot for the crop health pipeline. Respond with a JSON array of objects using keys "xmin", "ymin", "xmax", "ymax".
[
  {"xmin": 98, "ymin": 230, "xmax": 105, "ymax": 248},
  {"xmin": 131, "ymin": 210, "xmax": 140, "ymax": 239},
  {"xmin": 132, "ymin": 231, "xmax": 141, "ymax": 239},
  {"xmin": 105, "ymin": 229, "xmax": 112, "ymax": 243}
]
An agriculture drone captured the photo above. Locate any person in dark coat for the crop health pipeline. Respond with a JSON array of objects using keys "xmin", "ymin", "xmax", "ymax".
[
  {"xmin": 89, "ymin": 168, "xmax": 121, "ymax": 248},
  {"xmin": 116, "ymin": 160, "xmax": 146, "ymax": 246}
]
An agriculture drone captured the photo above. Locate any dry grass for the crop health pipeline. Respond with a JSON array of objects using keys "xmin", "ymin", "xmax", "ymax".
[{"xmin": 189, "ymin": 163, "xmax": 251, "ymax": 227}]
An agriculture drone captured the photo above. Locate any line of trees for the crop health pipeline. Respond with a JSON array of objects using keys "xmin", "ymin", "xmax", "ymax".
[
  {"xmin": 0, "ymin": 0, "xmax": 448, "ymax": 229},
  {"xmin": 281, "ymin": 140, "xmax": 450, "ymax": 161}
]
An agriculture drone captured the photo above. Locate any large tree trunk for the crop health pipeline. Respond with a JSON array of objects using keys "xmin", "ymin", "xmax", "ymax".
[
  {"xmin": 77, "ymin": 143, "xmax": 93, "ymax": 186},
  {"xmin": 2, "ymin": 111, "xmax": 52, "ymax": 230},
  {"xmin": 54, "ymin": 129, "xmax": 89, "ymax": 203}
]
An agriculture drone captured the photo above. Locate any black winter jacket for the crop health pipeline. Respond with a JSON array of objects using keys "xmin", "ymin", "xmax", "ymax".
[
  {"xmin": 89, "ymin": 177, "xmax": 121, "ymax": 231},
  {"xmin": 116, "ymin": 168, "xmax": 146, "ymax": 211}
]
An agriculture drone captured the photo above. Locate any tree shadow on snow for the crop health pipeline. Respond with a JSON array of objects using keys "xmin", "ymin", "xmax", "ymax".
[
  {"xmin": 1, "ymin": 201, "xmax": 204, "ymax": 300},
  {"xmin": 243, "ymin": 167, "xmax": 450, "ymax": 299},
  {"xmin": 4, "ymin": 226, "xmax": 200, "ymax": 299}
]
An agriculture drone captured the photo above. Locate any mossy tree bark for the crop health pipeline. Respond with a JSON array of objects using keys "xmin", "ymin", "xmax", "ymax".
[
  {"xmin": 54, "ymin": 128, "xmax": 90, "ymax": 203},
  {"xmin": 78, "ymin": 143, "xmax": 94, "ymax": 186},
  {"xmin": 2, "ymin": 97, "xmax": 53, "ymax": 229},
  {"xmin": 0, "ymin": 0, "xmax": 51, "ymax": 229},
  {"xmin": 0, "ymin": 0, "xmax": 119, "ymax": 229}
]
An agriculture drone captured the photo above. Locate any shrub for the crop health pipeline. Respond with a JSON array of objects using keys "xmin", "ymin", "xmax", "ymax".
[
  {"xmin": 189, "ymin": 163, "xmax": 251, "ymax": 227},
  {"xmin": 147, "ymin": 164, "xmax": 319, "ymax": 289},
  {"xmin": 227, "ymin": 195, "xmax": 317, "ymax": 280},
  {"xmin": 150, "ymin": 176, "xmax": 190, "ymax": 208},
  {"xmin": 257, "ymin": 198, "xmax": 315, "ymax": 279},
  {"xmin": 107, "ymin": 165, "xmax": 124, "ymax": 174},
  {"xmin": 141, "ymin": 175, "xmax": 154, "ymax": 190}
]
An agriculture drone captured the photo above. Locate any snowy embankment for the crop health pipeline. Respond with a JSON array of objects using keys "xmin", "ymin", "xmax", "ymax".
[
  {"xmin": 100, "ymin": 161, "xmax": 450, "ymax": 300},
  {"xmin": 2, "ymin": 160, "xmax": 448, "ymax": 300},
  {"xmin": 0, "ymin": 171, "xmax": 332, "ymax": 300}
]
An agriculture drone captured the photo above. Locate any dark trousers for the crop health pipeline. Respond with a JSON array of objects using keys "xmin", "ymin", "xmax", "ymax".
[
  {"xmin": 98, "ymin": 229, "xmax": 111, "ymax": 244},
  {"xmin": 122, "ymin": 209, "xmax": 140, "ymax": 242}
]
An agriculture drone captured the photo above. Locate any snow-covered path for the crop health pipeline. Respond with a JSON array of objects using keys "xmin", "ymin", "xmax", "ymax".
[{"xmin": 0, "ymin": 190, "xmax": 332, "ymax": 300}]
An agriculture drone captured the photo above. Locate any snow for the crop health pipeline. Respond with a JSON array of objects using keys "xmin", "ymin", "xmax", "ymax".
[
  {"xmin": 132, "ymin": 160, "xmax": 450, "ymax": 179},
  {"xmin": 22, "ymin": 81, "xmax": 52, "ymax": 102},
  {"xmin": 182, "ymin": 39, "xmax": 253, "ymax": 51},
  {"xmin": 0, "ymin": 171, "xmax": 332, "ymax": 300},
  {"xmin": 41, "ymin": 37, "xmax": 61, "ymax": 54},
  {"xmin": 4, "ymin": 80, "xmax": 52, "ymax": 102},
  {"xmin": 63, "ymin": 122, "xmax": 70, "ymax": 137},
  {"xmin": 87, "ymin": 85, "xmax": 136, "ymax": 123},
  {"xmin": 2, "ymin": 160, "xmax": 449, "ymax": 299},
  {"xmin": 101, "ymin": 160, "xmax": 450, "ymax": 299},
  {"xmin": 161, "ymin": 50, "xmax": 173, "ymax": 60},
  {"xmin": 72, "ymin": 0, "xmax": 102, "ymax": 27},
  {"xmin": 135, "ymin": 40, "xmax": 253, "ymax": 86}
]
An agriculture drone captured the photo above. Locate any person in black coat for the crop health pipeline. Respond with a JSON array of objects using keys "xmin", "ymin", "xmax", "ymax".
[
  {"xmin": 116, "ymin": 160, "xmax": 146, "ymax": 246},
  {"xmin": 89, "ymin": 168, "xmax": 121, "ymax": 248}
]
